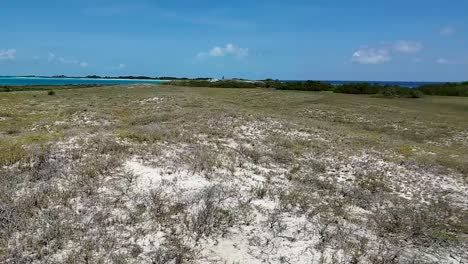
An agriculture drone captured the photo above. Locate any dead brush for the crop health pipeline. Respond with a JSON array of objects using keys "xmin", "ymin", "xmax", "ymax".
[
  {"xmin": 269, "ymin": 145, "xmax": 294, "ymax": 164},
  {"xmin": 356, "ymin": 173, "xmax": 392, "ymax": 194},
  {"xmin": 238, "ymin": 144, "xmax": 263, "ymax": 165},
  {"xmin": 0, "ymin": 201, "xmax": 22, "ymax": 242},
  {"xmin": 266, "ymin": 208, "xmax": 287, "ymax": 237},
  {"xmin": 370, "ymin": 197, "xmax": 466, "ymax": 246},
  {"xmin": 147, "ymin": 188, "xmax": 187, "ymax": 225},
  {"xmin": 187, "ymin": 145, "xmax": 220, "ymax": 174},
  {"xmin": 191, "ymin": 186, "xmax": 235, "ymax": 243},
  {"xmin": 27, "ymin": 146, "xmax": 62, "ymax": 182},
  {"xmin": 251, "ymin": 184, "xmax": 269, "ymax": 199},
  {"xmin": 87, "ymin": 135, "xmax": 128, "ymax": 154},
  {"xmin": 150, "ymin": 232, "xmax": 194, "ymax": 264}
]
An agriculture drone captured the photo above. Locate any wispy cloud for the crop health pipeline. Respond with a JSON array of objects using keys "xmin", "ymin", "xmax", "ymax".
[
  {"xmin": 393, "ymin": 41, "xmax": 423, "ymax": 53},
  {"xmin": 352, "ymin": 47, "xmax": 391, "ymax": 64},
  {"xmin": 158, "ymin": 8, "xmax": 255, "ymax": 30},
  {"xmin": 113, "ymin": 63, "xmax": 126, "ymax": 70},
  {"xmin": 197, "ymin": 44, "xmax": 249, "ymax": 59},
  {"xmin": 435, "ymin": 58, "xmax": 466, "ymax": 65},
  {"xmin": 440, "ymin": 26, "xmax": 456, "ymax": 36},
  {"xmin": 48, "ymin": 52, "xmax": 56, "ymax": 62},
  {"xmin": 58, "ymin": 56, "xmax": 89, "ymax": 67},
  {"xmin": 352, "ymin": 40, "xmax": 423, "ymax": 64},
  {"xmin": 0, "ymin": 49, "xmax": 16, "ymax": 60},
  {"xmin": 41, "ymin": 52, "xmax": 88, "ymax": 67},
  {"xmin": 436, "ymin": 58, "xmax": 450, "ymax": 64}
]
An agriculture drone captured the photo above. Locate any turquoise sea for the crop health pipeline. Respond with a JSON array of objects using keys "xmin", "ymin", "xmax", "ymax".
[
  {"xmin": 0, "ymin": 77, "xmax": 169, "ymax": 86},
  {"xmin": 0, "ymin": 76, "xmax": 446, "ymax": 87}
]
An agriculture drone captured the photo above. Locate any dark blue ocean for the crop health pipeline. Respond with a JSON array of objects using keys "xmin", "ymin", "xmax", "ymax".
[
  {"xmin": 283, "ymin": 80, "xmax": 447, "ymax": 88},
  {"xmin": 323, "ymin": 80, "xmax": 446, "ymax": 88},
  {"xmin": 0, "ymin": 77, "xmax": 447, "ymax": 88}
]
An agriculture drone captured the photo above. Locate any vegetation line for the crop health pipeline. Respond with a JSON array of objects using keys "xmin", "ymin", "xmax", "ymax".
[{"xmin": 164, "ymin": 80, "xmax": 468, "ymax": 98}]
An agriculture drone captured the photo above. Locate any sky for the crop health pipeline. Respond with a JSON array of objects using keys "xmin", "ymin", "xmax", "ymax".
[{"xmin": 0, "ymin": 0, "xmax": 467, "ymax": 81}]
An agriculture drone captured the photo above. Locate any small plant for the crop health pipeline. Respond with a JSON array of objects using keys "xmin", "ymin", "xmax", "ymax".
[
  {"xmin": 357, "ymin": 175, "xmax": 392, "ymax": 194},
  {"xmin": 398, "ymin": 144, "xmax": 414, "ymax": 158},
  {"xmin": 47, "ymin": 90, "xmax": 56, "ymax": 96},
  {"xmin": 407, "ymin": 90, "xmax": 424, "ymax": 98},
  {"xmin": 1, "ymin": 86, "xmax": 11, "ymax": 92},
  {"xmin": 188, "ymin": 145, "xmax": 219, "ymax": 173},
  {"xmin": 252, "ymin": 185, "xmax": 268, "ymax": 199},
  {"xmin": 191, "ymin": 186, "xmax": 233, "ymax": 243}
]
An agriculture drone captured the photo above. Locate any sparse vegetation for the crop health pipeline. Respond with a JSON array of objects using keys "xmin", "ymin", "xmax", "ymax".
[
  {"xmin": 1, "ymin": 84, "xmax": 467, "ymax": 263},
  {"xmin": 167, "ymin": 79, "xmax": 468, "ymax": 98}
]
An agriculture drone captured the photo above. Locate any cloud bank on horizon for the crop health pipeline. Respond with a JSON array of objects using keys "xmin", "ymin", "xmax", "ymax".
[
  {"xmin": 197, "ymin": 44, "xmax": 249, "ymax": 59},
  {"xmin": 352, "ymin": 40, "xmax": 425, "ymax": 65},
  {"xmin": 0, "ymin": 49, "xmax": 16, "ymax": 60},
  {"xmin": 0, "ymin": 0, "xmax": 467, "ymax": 81}
]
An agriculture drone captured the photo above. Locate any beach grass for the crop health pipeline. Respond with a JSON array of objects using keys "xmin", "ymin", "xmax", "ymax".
[{"xmin": 1, "ymin": 84, "xmax": 467, "ymax": 263}]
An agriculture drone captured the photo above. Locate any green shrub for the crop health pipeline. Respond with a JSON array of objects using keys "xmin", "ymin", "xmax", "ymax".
[
  {"xmin": 167, "ymin": 80, "xmax": 258, "ymax": 88},
  {"xmin": 417, "ymin": 83, "xmax": 468, "ymax": 96},
  {"xmin": 333, "ymin": 83, "xmax": 382, "ymax": 94},
  {"xmin": 0, "ymin": 86, "xmax": 11, "ymax": 92},
  {"xmin": 407, "ymin": 89, "xmax": 424, "ymax": 98},
  {"xmin": 275, "ymin": 81, "xmax": 333, "ymax": 91}
]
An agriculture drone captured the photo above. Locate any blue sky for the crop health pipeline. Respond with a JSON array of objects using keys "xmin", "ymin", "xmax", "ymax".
[{"xmin": 0, "ymin": 0, "xmax": 467, "ymax": 81}]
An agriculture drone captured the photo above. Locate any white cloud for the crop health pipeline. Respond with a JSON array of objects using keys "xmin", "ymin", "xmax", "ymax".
[
  {"xmin": 48, "ymin": 52, "xmax": 56, "ymax": 61},
  {"xmin": 209, "ymin": 46, "xmax": 224, "ymax": 57},
  {"xmin": 112, "ymin": 63, "xmax": 126, "ymax": 70},
  {"xmin": 198, "ymin": 43, "xmax": 249, "ymax": 58},
  {"xmin": 393, "ymin": 41, "xmax": 423, "ymax": 53},
  {"xmin": 45, "ymin": 52, "xmax": 88, "ymax": 67},
  {"xmin": 352, "ymin": 48, "xmax": 391, "ymax": 64},
  {"xmin": 435, "ymin": 58, "xmax": 466, "ymax": 65},
  {"xmin": 58, "ymin": 57, "xmax": 79, "ymax": 64},
  {"xmin": 440, "ymin": 26, "xmax": 456, "ymax": 36},
  {"xmin": 436, "ymin": 58, "xmax": 450, "ymax": 64},
  {"xmin": 0, "ymin": 49, "xmax": 16, "ymax": 60},
  {"xmin": 352, "ymin": 40, "xmax": 424, "ymax": 65}
]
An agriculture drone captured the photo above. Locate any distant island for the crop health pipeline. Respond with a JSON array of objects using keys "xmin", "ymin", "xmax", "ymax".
[{"xmin": 9, "ymin": 75, "xmax": 214, "ymax": 81}]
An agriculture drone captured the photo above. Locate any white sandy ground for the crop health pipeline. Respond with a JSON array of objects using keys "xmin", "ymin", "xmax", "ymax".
[
  {"xmin": 122, "ymin": 157, "xmax": 325, "ymax": 263},
  {"xmin": 117, "ymin": 122, "xmax": 462, "ymax": 262},
  {"xmin": 6, "ymin": 117, "xmax": 466, "ymax": 263},
  {"xmin": 323, "ymin": 153, "xmax": 468, "ymax": 207},
  {"xmin": 138, "ymin": 97, "xmax": 164, "ymax": 105},
  {"xmin": 125, "ymin": 163, "xmax": 463, "ymax": 263},
  {"xmin": 117, "ymin": 138, "xmax": 466, "ymax": 263}
]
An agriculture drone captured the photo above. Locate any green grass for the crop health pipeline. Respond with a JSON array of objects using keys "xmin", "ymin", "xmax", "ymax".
[
  {"xmin": 1, "ymin": 84, "xmax": 467, "ymax": 263},
  {"xmin": 166, "ymin": 80, "xmax": 468, "ymax": 97},
  {"xmin": 1, "ymin": 85, "xmax": 467, "ymax": 173}
]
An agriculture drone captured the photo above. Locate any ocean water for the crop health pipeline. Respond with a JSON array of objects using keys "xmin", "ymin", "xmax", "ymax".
[
  {"xmin": 0, "ymin": 77, "xmax": 447, "ymax": 88},
  {"xmin": 0, "ymin": 77, "xmax": 169, "ymax": 86},
  {"xmin": 323, "ymin": 80, "xmax": 446, "ymax": 88},
  {"xmin": 283, "ymin": 80, "xmax": 447, "ymax": 88}
]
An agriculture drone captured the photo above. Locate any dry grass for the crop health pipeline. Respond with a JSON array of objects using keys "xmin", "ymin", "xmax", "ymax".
[{"xmin": 0, "ymin": 84, "xmax": 467, "ymax": 263}]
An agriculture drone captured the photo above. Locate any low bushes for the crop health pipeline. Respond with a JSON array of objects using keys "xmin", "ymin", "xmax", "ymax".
[
  {"xmin": 417, "ymin": 83, "xmax": 468, "ymax": 96},
  {"xmin": 168, "ymin": 79, "xmax": 468, "ymax": 98},
  {"xmin": 275, "ymin": 81, "xmax": 333, "ymax": 91},
  {"xmin": 166, "ymin": 80, "xmax": 258, "ymax": 88}
]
